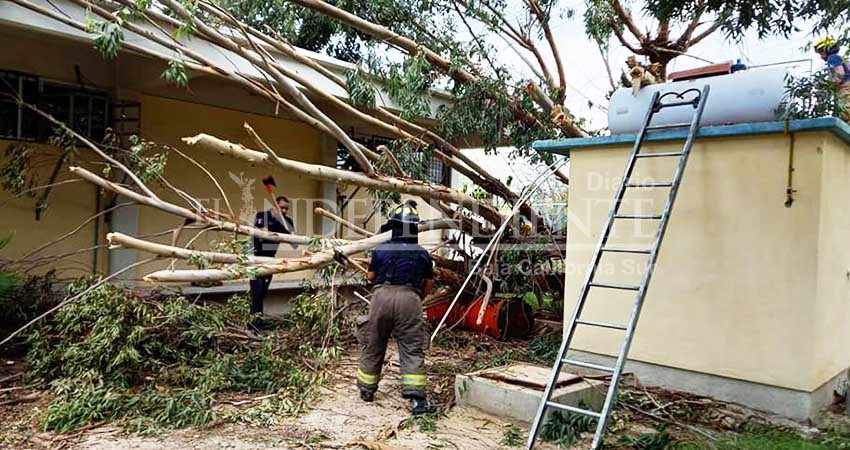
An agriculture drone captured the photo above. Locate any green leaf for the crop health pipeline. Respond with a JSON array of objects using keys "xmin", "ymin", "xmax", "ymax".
[
  {"xmin": 91, "ymin": 22, "xmax": 124, "ymax": 59},
  {"xmin": 161, "ymin": 60, "xmax": 189, "ymax": 88}
]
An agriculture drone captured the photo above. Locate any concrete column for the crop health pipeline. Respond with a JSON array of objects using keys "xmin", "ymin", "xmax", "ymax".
[
  {"xmin": 107, "ymin": 195, "xmax": 139, "ymax": 286},
  {"xmin": 318, "ymin": 135, "xmax": 338, "ymax": 237}
]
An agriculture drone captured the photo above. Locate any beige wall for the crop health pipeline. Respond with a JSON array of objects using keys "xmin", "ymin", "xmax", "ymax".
[
  {"xmin": 564, "ymin": 131, "xmax": 849, "ymax": 392},
  {"xmin": 812, "ymin": 134, "xmax": 850, "ymax": 386},
  {"xmin": 0, "ymin": 29, "xmax": 446, "ymax": 284},
  {"xmin": 0, "ymin": 142, "xmax": 108, "ymax": 278},
  {"xmin": 133, "ymin": 94, "xmax": 325, "ymax": 282}
]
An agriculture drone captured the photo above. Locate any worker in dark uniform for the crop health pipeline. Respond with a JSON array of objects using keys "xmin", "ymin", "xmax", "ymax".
[
  {"xmin": 357, "ymin": 200, "xmax": 437, "ymax": 414},
  {"xmin": 250, "ymin": 195, "xmax": 294, "ymax": 325}
]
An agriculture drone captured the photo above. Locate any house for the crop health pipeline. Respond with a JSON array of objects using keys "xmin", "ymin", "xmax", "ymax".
[
  {"xmin": 535, "ymin": 117, "xmax": 850, "ymax": 421},
  {"xmin": 0, "ymin": 0, "xmax": 451, "ymax": 312}
]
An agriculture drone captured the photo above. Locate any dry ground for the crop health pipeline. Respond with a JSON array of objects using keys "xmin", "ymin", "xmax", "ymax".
[
  {"xmin": 0, "ymin": 339, "xmax": 560, "ymax": 450},
  {"xmin": 2, "ymin": 332, "xmax": 848, "ymax": 450}
]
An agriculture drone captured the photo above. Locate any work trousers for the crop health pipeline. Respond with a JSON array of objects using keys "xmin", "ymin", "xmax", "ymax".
[
  {"xmin": 356, "ymin": 284, "xmax": 428, "ymax": 399},
  {"xmin": 249, "ymin": 274, "xmax": 272, "ymax": 315},
  {"xmin": 840, "ymin": 83, "xmax": 850, "ymax": 122}
]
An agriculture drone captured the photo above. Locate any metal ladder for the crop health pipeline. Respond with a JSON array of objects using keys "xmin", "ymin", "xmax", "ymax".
[{"xmin": 526, "ymin": 85, "xmax": 710, "ymax": 450}]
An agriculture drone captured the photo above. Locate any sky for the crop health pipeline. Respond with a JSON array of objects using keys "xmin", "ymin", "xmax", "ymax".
[
  {"xmin": 488, "ymin": 1, "xmax": 822, "ymax": 130},
  {"xmin": 455, "ymin": 1, "xmax": 825, "ymax": 192}
]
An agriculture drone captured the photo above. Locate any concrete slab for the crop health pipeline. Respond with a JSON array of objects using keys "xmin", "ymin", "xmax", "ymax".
[{"xmin": 455, "ymin": 363, "xmax": 605, "ymax": 424}]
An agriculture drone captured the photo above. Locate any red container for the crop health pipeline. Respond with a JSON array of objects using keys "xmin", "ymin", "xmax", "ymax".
[{"xmin": 426, "ymin": 296, "xmax": 534, "ymax": 340}]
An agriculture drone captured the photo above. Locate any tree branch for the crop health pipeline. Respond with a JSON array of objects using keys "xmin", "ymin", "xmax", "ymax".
[
  {"xmin": 69, "ymin": 166, "xmax": 326, "ymax": 246},
  {"xmin": 141, "ymin": 219, "xmax": 458, "ymax": 282},
  {"xmin": 526, "ymin": 0, "xmax": 566, "ymax": 102},
  {"xmin": 314, "ymin": 207, "xmax": 375, "ymax": 237},
  {"xmin": 159, "ymin": 0, "xmax": 376, "ymax": 175},
  {"xmin": 286, "ymin": 0, "xmax": 477, "ymax": 84},
  {"xmin": 183, "ymin": 133, "xmax": 505, "ymax": 226},
  {"xmin": 611, "ymin": 0, "xmax": 646, "ymax": 44}
]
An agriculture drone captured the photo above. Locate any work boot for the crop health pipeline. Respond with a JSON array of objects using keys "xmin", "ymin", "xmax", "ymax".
[
  {"xmin": 410, "ymin": 397, "xmax": 438, "ymax": 415},
  {"xmin": 359, "ymin": 386, "xmax": 375, "ymax": 403}
]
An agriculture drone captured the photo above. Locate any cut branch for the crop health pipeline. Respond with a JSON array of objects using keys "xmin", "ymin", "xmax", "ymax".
[
  {"xmin": 183, "ymin": 134, "xmax": 505, "ymax": 226},
  {"xmin": 141, "ymin": 219, "xmax": 458, "ymax": 282},
  {"xmin": 314, "ymin": 207, "xmax": 375, "ymax": 237},
  {"xmin": 286, "ymin": 0, "xmax": 477, "ymax": 84},
  {"xmin": 69, "ymin": 166, "xmax": 328, "ymax": 246}
]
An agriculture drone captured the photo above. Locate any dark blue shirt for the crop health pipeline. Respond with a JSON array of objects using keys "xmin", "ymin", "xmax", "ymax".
[
  {"xmin": 253, "ymin": 211, "xmax": 294, "ymax": 257},
  {"xmin": 369, "ymin": 241, "xmax": 434, "ymax": 287}
]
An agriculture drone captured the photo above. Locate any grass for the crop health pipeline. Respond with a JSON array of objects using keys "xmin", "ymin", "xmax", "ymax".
[
  {"xmin": 710, "ymin": 430, "xmax": 850, "ymax": 450},
  {"xmin": 502, "ymin": 424, "xmax": 525, "ymax": 447}
]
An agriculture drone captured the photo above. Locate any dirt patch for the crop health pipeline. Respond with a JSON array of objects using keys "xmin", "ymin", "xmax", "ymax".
[{"xmin": 60, "ymin": 342, "xmax": 557, "ymax": 450}]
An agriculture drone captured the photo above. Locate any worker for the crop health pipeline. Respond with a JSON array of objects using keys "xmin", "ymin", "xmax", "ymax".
[
  {"xmin": 250, "ymin": 195, "xmax": 295, "ymax": 328},
  {"xmin": 815, "ymin": 36, "xmax": 850, "ymax": 121},
  {"xmin": 357, "ymin": 200, "xmax": 437, "ymax": 415}
]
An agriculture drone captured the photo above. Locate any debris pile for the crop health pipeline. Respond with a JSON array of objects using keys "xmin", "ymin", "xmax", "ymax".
[{"xmin": 25, "ymin": 281, "xmax": 349, "ymax": 432}]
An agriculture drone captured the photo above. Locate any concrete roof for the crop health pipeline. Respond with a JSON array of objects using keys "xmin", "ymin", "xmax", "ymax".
[
  {"xmin": 533, "ymin": 117, "xmax": 850, "ymax": 157},
  {"xmin": 0, "ymin": 0, "xmax": 452, "ymax": 117}
]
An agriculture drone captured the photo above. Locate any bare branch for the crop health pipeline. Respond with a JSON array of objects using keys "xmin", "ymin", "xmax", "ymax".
[
  {"xmin": 286, "ymin": 0, "xmax": 477, "ymax": 84},
  {"xmin": 141, "ymin": 219, "xmax": 458, "ymax": 282},
  {"xmin": 108, "ymin": 232, "xmax": 280, "ymax": 265},
  {"xmin": 314, "ymin": 207, "xmax": 375, "ymax": 237},
  {"xmin": 19, "ymin": 101, "xmax": 160, "ymax": 200},
  {"xmin": 687, "ymin": 21, "xmax": 722, "ymax": 47},
  {"xmin": 158, "ymin": 0, "xmax": 376, "ymax": 175},
  {"xmin": 526, "ymin": 0, "xmax": 566, "ymax": 102},
  {"xmin": 184, "ymin": 133, "xmax": 505, "ymax": 226},
  {"xmin": 69, "ymin": 166, "xmax": 327, "ymax": 246},
  {"xmin": 611, "ymin": 0, "xmax": 647, "ymax": 43}
]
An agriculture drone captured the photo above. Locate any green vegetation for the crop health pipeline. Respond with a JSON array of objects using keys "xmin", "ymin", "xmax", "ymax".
[
  {"xmin": 527, "ymin": 332, "xmax": 560, "ymax": 365},
  {"xmin": 617, "ymin": 424, "xmax": 676, "ymax": 449},
  {"xmin": 502, "ymin": 424, "xmax": 525, "ymax": 447},
  {"xmin": 25, "ymin": 282, "xmax": 346, "ymax": 433},
  {"xmin": 540, "ymin": 404, "xmax": 596, "ymax": 448},
  {"xmin": 709, "ymin": 429, "xmax": 850, "ymax": 450},
  {"xmin": 400, "ymin": 412, "xmax": 443, "ymax": 433},
  {"xmin": 779, "ymin": 69, "xmax": 848, "ymax": 121}
]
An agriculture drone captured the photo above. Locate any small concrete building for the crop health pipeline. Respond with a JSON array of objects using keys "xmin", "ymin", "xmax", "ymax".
[{"xmin": 534, "ymin": 118, "xmax": 850, "ymax": 421}]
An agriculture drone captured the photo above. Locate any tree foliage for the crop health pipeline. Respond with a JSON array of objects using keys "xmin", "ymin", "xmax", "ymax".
[
  {"xmin": 645, "ymin": 0, "xmax": 850, "ymax": 39},
  {"xmin": 777, "ymin": 68, "xmax": 848, "ymax": 120},
  {"xmin": 26, "ymin": 280, "xmax": 349, "ymax": 432}
]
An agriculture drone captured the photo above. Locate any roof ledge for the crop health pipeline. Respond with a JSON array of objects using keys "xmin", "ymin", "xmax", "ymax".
[{"xmin": 533, "ymin": 117, "xmax": 850, "ymax": 156}]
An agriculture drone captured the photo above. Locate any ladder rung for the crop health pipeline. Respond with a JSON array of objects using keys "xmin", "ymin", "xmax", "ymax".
[
  {"xmin": 602, "ymin": 247, "xmax": 651, "ymax": 254},
  {"xmin": 589, "ymin": 282, "xmax": 640, "ymax": 291},
  {"xmin": 635, "ymin": 151, "xmax": 684, "ymax": 158},
  {"xmin": 646, "ymin": 122, "xmax": 691, "ymax": 131},
  {"xmin": 576, "ymin": 319, "xmax": 628, "ymax": 330},
  {"xmin": 625, "ymin": 182, "xmax": 673, "ymax": 188},
  {"xmin": 562, "ymin": 359, "xmax": 616, "ymax": 373},
  {"xmin": 656, "ymin": 99, "xmax": 698, "ymax": 109},
  {"xmin": 614, "ymin": 214, "xmax": 663, "ymax": 219},
  {"xmin": 546, "ymin": 401, "xmax": 602, "ymax": 418}
]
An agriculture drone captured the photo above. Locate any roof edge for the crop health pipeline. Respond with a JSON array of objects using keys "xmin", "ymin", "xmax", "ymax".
[{"xmin": 533, "ymin": 117, "xmax": 850, "ymax": 157}]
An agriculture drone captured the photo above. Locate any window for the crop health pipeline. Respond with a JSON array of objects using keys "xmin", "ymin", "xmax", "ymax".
[
  {"xmin": 0, "ymin": 71, "xmax": 39, "ymax": 140},
  {"xmin": 336, "ymin": 134, "xmax": 451, "ymax": 186},
  {"xmin": 426, "ymin": 153, "xmax": 449, "ymax": 186},
  {"xmin": 0, "ymin": 70, "xmax": 110, "ymax": 142}
]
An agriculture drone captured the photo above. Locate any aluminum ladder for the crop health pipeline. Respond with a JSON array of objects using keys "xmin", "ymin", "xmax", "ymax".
[{"xmin": 526, "ymin": 85, "xmax": 710, "ymax": 450}]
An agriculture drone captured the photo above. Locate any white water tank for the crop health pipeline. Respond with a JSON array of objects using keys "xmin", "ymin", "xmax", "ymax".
[{"xmin": 607, "ymin": 67, "xmax": 788, "ymax": 134}]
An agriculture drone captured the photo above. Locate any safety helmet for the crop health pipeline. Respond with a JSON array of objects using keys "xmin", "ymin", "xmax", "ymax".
[
  {"xmin": 815, "ymin": 36, "xmax": 839, "ymax": 53},
  {"xmin": 388, "ymin": 200, "xmax": 420, "ymax": 224}
]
